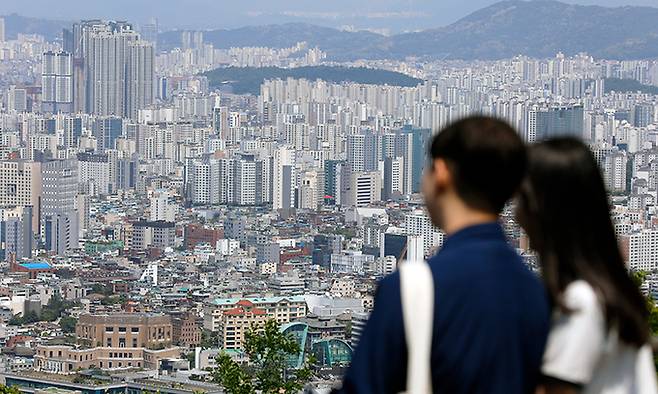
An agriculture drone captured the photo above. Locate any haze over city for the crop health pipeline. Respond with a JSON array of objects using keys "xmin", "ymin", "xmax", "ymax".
[{"xmin": 1, "ymin": 0, "xmax": 657, "ymax": 31}]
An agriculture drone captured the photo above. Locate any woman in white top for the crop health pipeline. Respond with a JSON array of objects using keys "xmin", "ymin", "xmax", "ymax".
[{"xmin": 516, "ymin": 137, "xmax": 657, "ymax": 394}]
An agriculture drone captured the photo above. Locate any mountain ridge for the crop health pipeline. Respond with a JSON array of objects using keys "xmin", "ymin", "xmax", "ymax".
[
  {"xmin": 159, "ymin": 1, "xmax": 658, "ymax": 60},
  {"xmin": 5, "ymin": 1, "xmax": 658, "ymax": 60}
]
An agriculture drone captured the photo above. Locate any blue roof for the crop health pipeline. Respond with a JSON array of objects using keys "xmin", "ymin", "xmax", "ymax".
[{"xmin": 20, "ymin": 262, "xmax": 52, "ymax": 270}]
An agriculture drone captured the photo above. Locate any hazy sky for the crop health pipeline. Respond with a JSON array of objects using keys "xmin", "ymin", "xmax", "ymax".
[{"xmin": 1, "ymin": 0, "xmax": 657, "ymax": 32}]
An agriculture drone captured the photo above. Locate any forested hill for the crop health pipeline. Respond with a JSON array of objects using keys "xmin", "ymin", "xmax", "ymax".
[{"xmin": 203, "ymin": 66, "xmax": 423, "ymax": 95}]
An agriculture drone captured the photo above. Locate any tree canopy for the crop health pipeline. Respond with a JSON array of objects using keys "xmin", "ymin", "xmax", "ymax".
[{"xmin": 212, "ymin": 319, "xmax": 313, "ymax": 394}]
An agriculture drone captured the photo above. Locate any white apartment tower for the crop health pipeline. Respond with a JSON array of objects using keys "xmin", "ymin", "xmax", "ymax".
[
  {"xmin": 405, "ymin": 210, "xmax": 444, "ymax": 257},
  {"xmin": 42, "ymin": 51, "xmax": 73, "ymax": 113}
]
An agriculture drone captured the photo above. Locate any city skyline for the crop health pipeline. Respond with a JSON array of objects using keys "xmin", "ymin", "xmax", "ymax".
[{"xmin": 0, "ymin": 0, "xmax": 656, "ymax": 392}]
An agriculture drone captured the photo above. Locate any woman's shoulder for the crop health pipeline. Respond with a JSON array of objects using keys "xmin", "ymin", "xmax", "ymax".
[{"xmin": 562, "ymin": 280, "xmax": 601, "ymax": 314}]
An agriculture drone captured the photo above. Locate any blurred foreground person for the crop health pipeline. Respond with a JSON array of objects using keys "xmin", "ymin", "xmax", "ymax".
[
  {"xmin": 335, "ymin": 116, "xmax": 550, "ymax": 394},
  {"xmin": 516, "ymin": 137, "xmax": 657, "ymax": 394}
]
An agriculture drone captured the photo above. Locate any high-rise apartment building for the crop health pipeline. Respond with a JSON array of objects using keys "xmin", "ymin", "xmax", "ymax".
[
  {"xmin": 67, "ymin": 21, "xmax": 153, "ymax": 119},
  {"xmin": 405, "ymin": 210, "xmax": 444, "ymax": 257},
  {"xmin": 140, "ymin": 18, "xmax": 158, "ymax": 49},
  {"xmin": 42, "ymin": 51, "xmax": 73, "ymax": 113},
  {"xmin": 126, "ymin": 41, "xmax": 154, "ymax": 120},
  {"xmin": 383, "ymin": 156, "xmax": 404, "ymax": 200},
  {"xmin": 7, "ymin": 86, "xmax": 27, "ymax": 112},
  {"xmin": 63, "ymin": 116, "xmax": 83, "ymax": 148},
  {"xmin": 532, "ymin": 105, "xmax": 585, "ymax": 141},
  {"xmin": 347, "ymin": 133, "xmax": 378, "ymax": 173},
  {"xmin": 77, "ymin": 152, "xmax": 111, "ymax": 196},
  {"xmin": 625, "ymin": 230, "xmax": 658, "ymax": 271}
]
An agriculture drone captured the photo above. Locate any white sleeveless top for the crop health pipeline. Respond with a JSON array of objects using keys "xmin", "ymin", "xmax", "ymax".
[{"xmin": 542, "ymin": 280, "xmax": 657, "ymax": 394}]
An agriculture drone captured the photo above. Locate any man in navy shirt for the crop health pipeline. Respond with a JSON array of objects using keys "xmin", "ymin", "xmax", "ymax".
[{"xmin": 336, "ymin": 116, "xmax": 550, "ymax": 393}]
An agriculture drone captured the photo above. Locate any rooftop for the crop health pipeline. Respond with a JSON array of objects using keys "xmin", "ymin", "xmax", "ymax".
[
  {"xmin": 19, "ymin": 262, "xmax": 52, "ymax": 270},
  {"xmin": 211, "ymin": 295, "xmax": 306, "ymax": 306}
]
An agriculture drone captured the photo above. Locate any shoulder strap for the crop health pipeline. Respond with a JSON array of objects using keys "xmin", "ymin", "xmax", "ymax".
[{"xmin": 399, "ymin": 259, "xmax": 434, "ymax": 394}]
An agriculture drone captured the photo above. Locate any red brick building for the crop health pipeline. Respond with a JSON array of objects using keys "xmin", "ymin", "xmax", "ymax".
[{"xmin": 184, "ymin": 224, "xmax": 223, "ymax": 250}]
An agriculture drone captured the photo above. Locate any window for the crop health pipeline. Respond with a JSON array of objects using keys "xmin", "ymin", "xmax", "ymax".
[
  {"xmin": 131, "ymin": 327, "xmax": 139, "ymax": 333},
  {"xmin": 119, "ymin": 327, "xmax": 127, "ymax": 333},
  {"xmin": 106, "ymin": 326, "xmax": 114, "ymax": 332}
]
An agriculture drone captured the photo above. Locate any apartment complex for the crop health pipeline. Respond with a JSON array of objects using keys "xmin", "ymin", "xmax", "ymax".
[
  {"xmin": 218, "ymin": 300, "xmax": 267, "ymax": 351},
  {"xmin": 204, "ymin": 296, "xmax": 307, "ymax": 331}
]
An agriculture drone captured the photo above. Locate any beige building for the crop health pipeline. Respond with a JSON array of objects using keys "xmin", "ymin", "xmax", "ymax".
[
  {"xmin": 34, "ymin": 345, "xmax": 180, "ymax": 374},
  {"xmin": 219, "ymin": 300, "xmax": 267, "ymax": 351},
  {"xmin": 76, "ymin": 313, "xmax": 173, "ymax": 349},
  {"xmin": 343, "ymin": 171, "xmax": 381, "ymax": 207},
  {"xmin": 204, "ymin": 296, "xmax": 307, "ymax": 331},
  {"xmin": 0, "ymin": 160, "xmax": 42, "ymax": 230}
]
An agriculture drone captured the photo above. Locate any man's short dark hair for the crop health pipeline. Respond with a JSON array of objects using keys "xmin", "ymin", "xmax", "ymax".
[{"xmin": 429, "ymin": 116, "xmax": 527, "ymax": 214}]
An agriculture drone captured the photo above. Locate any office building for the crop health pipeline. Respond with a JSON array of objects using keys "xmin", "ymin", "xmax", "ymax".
[
  {"xmin": 44, "ymin": 212, "xmax": 78, "ymax": 255},
  {"xmin": 131, "ymin": 220, "xmax": 176, "ymax": 250},
  {"xmin": 76, "ymin": 313, "xmax": 173, "ymax": 348},
  {"xmin": 34, "ymin": 345, "xmax": 180, "ymax": 374},
  {"xmin": 0, "ymin": 160, "xmax": 42, "ymax": 231},
  {"xmin": 342, "ymin": 171, "xmax": 381, "ymax": 207},
  {"xmin": 41, "ymin": 159, "xmax": 79, "ymax": 254},
  {"xmin": 0, "ymin": 206, "xmax": 33, "ymax": 261},
  {"xmin": 93, "ymin": 117, "xmax": 123, "ymax": 152}
]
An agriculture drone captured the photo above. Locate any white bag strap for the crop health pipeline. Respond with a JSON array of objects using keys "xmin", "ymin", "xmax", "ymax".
[{"xmin": 399, "ymin": 259, "xmax": 434, "ymax": 394}]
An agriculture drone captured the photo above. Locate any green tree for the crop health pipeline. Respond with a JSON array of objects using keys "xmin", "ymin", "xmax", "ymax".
[
  {"xmin": 7, "ymin": 315, "xmax": 23, "ymax": 326},
  {"xmin": 23, "ymin": 310, "xmax": 40, "ymax": 324},
  {"xmin": 212, "ymin": 320, "xmax": 313, "ymax": 394},
  {"xmin": 631, "ymin": 271, "xmax": 658, "ymax": 372},
  {"xmin": 60, "ymin": 316, "xmax": 78, "ymax": 333},
  {"xmin": 213, "ymin": 353, "xmax": 254, "ymax": 394},
  {"xmin": 200, "ymin": 329, "xmax": 220, "ymax": 349},
  {"xmin": 0, "ymin": 385, "xmax": 20, "ymax": 394}
]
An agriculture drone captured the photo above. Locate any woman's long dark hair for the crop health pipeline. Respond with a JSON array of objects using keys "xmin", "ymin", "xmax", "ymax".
[{"xmin": 516, "ymin": 137, "xmax": 650, "ymax": 347}]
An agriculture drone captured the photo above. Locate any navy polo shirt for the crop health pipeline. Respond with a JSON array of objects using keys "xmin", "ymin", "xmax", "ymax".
[{"xmin": 337, "ymin": 222, "xmax": 550, "ymax": 394}]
